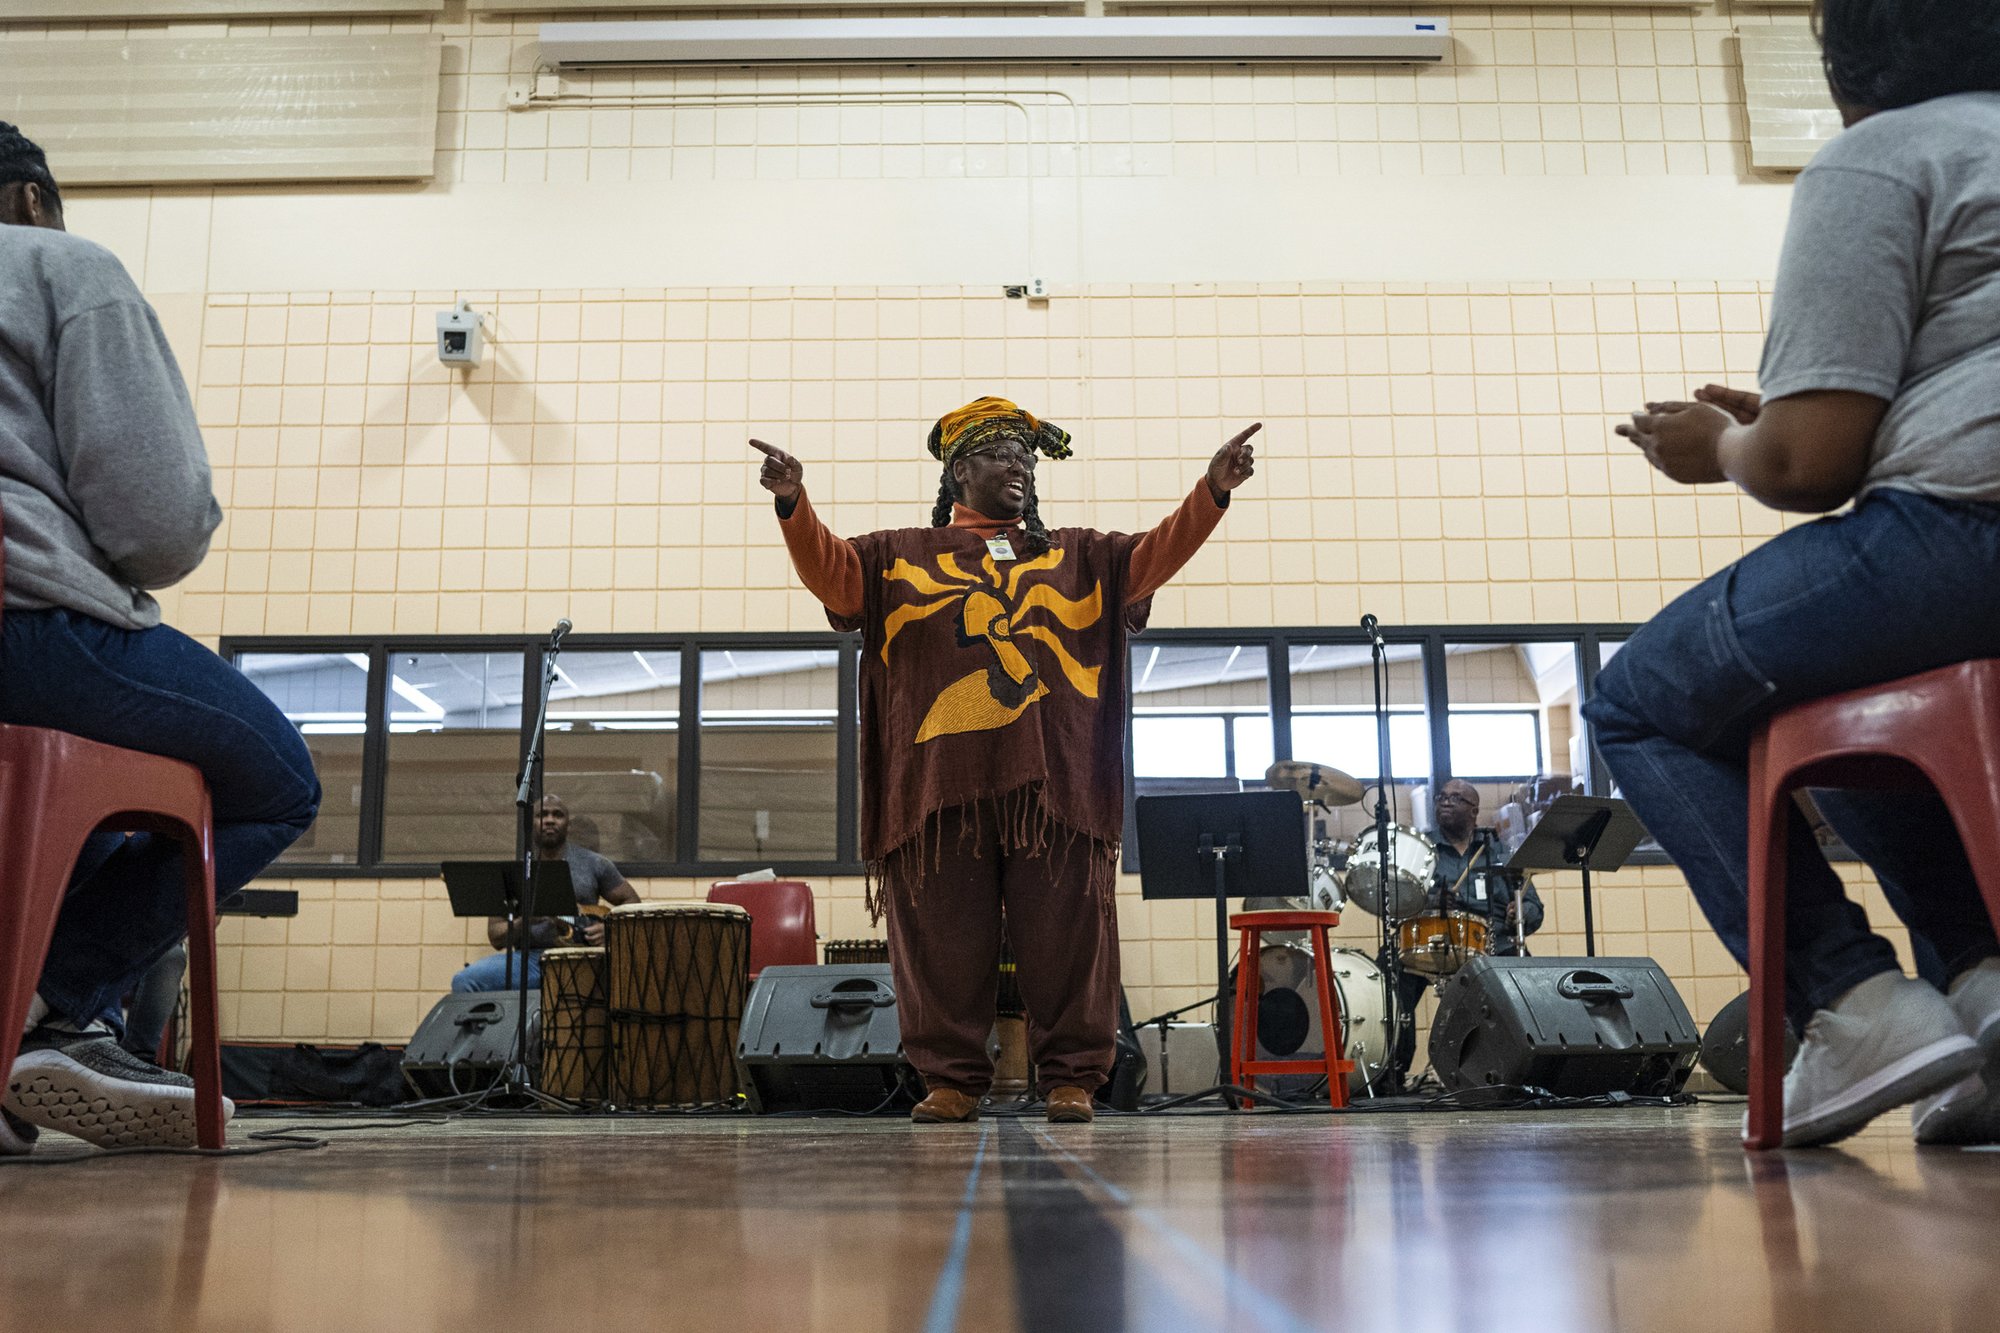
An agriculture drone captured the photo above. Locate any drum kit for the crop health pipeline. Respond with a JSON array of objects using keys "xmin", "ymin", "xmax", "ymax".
[{"xmin": 1246, "ymin": 757, "xmax": 1523, "ymax": 1093}]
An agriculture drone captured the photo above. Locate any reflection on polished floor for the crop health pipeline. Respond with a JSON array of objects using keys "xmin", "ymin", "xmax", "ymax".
[{"xmin": 3, "ymin": 1103, "xmax": 1997, "ymax": 1333}]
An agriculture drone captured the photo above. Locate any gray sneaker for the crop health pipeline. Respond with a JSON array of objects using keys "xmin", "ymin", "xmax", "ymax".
[
  {"xmin": 1758, "ymin": 971, "xmax": 1982, "ymax": 1148},
  {"xmin": 6, "ymin": 1026, "xmax": 234, "ymax": 1150},
  {"xmin": 1912, "ymin": 959, "xmax": 2000, "ymax": 1146}
]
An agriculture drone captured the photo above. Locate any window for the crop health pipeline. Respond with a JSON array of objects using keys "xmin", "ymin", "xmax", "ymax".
[
  {"xmin": 543, "ymin": 650, "xmax": 681, "ymax": 862},
  {"xmin": 1287, "ymin": 640, "xmax": 1430, "ymax": 847},
  {"xmin": 236, "ymin": 652, "xmax": 369, "ymax": 865},
  {"xmin": 1129, "ymin": 642, "xmax": 1272, "ymax": 787},
  {"xmin": 697, "ymin": 648, "xmax": 841, "ymax": 861},
  {"xmin": 225, "ymin": 623, "xmax": 1660, "ymax": 876},
  {"xmin": 380, "ymin": 651, "xmax": 524, "ymax": 863}
]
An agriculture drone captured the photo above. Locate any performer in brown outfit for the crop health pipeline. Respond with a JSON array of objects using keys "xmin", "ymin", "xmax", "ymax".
[{"xmin": 752, "ymin": 398, "xmax": 1255, "ymax": 1123}]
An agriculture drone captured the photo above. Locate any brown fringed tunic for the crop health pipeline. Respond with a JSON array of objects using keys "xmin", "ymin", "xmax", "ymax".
[{"xmin": 778, "ymin": 482, "xmax": 1227, "ymax": 910}]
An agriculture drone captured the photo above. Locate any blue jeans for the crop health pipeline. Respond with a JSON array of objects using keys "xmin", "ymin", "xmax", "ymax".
[
  {"xmin": 1585, "ymin": 490, "xmax": 2000, "ymax": 1028},
  {"xmin": 0, "ymin": 609, "xmax": 320, "ymax": 1028},
  {"xmin": 452, "ymin": 951, "xmax": 540, "ymax": 994}
]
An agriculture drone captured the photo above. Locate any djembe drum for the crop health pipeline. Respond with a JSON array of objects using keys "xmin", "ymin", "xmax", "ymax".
[
  {"xmin": 605, "ymin": 902, "xmax": 751, "ymax": 1107},
  {"xmin": 538, "ymin": 947, "xmax": 610, "ymax": 1103}
]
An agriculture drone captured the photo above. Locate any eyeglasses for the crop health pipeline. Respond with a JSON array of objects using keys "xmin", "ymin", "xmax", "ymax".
[
  {"xmin": 964, "ymin": 446, "xmax": 1036, "ymax": 472},
  {"xmin": 1434, "ymin": 792, "xmax": 1479, "ymax": 807}
]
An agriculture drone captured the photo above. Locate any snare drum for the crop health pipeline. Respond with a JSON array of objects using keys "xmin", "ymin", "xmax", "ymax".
[
  {"xmin": 605, "ymin": 902, "xmax": 751, "ymax": 1107},
  {"xmin": 538, "ymin": 947, "xmax": 610, "ymax": 1103},
  {"xmin": 1249, "ymin": 943, "xmax": 1393, "ymax": 1095},
  {"xmin": 1396, "ymin": 911, "xmax": 1490, "ymax": 976},
  {"xmin": 1343, "ymin": 824, "xmax": 1437, "ymax": 919}
]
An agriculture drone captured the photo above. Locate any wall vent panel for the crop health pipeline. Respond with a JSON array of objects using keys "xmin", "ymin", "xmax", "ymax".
[
  {"xmin": 0, "ymin": 35, "xmax": 442, "ymax": 187},
  {"xmin": 1738, "ymin": 27, "xmax": 1841, "ymax": 172}
]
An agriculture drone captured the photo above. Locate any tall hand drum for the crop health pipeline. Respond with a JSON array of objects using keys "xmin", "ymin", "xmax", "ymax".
[
  {"xmin": 606, "ymin": 903, "xmax": 751, "ymax": 1107},
  {"xmin": 539, "ymin": 947, "xmax": 610, "ymax": 1103}
]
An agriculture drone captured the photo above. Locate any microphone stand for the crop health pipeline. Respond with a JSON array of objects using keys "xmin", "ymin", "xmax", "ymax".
[
  {"xmin": 1362, "ymin": 614, "xmax": 1403, "ymax": 1096},
  {"xmin": 499, "ymin": 619, "xmax": 576, "ymax": 1110},
  {"xmin": 412, "ymin": 619, "xmax": 579, "ymax": 1114}
]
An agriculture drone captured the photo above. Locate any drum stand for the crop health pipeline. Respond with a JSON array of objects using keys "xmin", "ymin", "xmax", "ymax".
[{"xmin": 1361, "ymin": 614, "xmax": 1407, "ymax": 1096}]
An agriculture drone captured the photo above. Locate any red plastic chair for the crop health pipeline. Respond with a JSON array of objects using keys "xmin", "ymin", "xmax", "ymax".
[
  {"xmin": 0, "ymin": 511, "xmax": 227, "ymax": 1150},
  {"xmin": 1229, "ymin": 909, "xmax": 1355, "ymax": 1109},
  {"xmin": 1745, "ymin": 659, "xmax": 2000, "ymax": 1150},
  {"xmin": 707, "ymin": 880, "xmax": 817, "ymax": 979}
]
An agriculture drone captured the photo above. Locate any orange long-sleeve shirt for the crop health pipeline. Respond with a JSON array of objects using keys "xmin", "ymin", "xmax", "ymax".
[{"xmin": 774, "ymin": 480, "xmax": 1229, "ymax": 619}]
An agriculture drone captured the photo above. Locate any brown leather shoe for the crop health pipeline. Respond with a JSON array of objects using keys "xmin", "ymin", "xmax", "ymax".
[
  {"xmin": 911, "ymin": 1087, "xmax": 981, "ymax": 1123},
  {"xmin": 1045, "ymin": 1086, "xmax": 1095, "ymax": 1123}
]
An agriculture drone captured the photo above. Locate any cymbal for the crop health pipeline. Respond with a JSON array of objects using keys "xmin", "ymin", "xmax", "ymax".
[{"xmin": 1263, "ymin": 760, "xmax": 1365, "ymax": 807}]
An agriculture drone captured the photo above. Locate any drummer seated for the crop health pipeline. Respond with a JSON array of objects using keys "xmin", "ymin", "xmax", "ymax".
[
  {"xmin": 452, "ymin": 795, "xmax": 640, "ymax": 994},
  {"xmin": 1432, "ymin": 780, "xmax": 1543, "ymax": 956}
]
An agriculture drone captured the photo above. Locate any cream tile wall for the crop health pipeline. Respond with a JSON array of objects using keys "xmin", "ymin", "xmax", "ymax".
[{"xmin": 7, "ymin": 3, "xmax": 1915, "ymax": 1052}]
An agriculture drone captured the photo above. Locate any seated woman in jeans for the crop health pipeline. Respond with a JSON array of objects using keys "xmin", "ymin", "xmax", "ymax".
[
  {"xmin": 1588, "ymin": 0, "xmax": 2000, "ymax": 1147},
  {"xmin": 0, "ymin": 124, "xmax": 320, "ymax": 1154}
]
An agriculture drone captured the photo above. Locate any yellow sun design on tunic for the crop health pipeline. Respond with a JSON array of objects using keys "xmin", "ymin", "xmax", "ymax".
[{"xmin": 880, "ymin": 546, "xmax": 1106, "ymax": 743}]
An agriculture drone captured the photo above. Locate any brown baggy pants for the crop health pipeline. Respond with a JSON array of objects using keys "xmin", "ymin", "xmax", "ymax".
[{"xmin": 881, "ymin": 800, "xmax": 1120, "ymax": 1096}]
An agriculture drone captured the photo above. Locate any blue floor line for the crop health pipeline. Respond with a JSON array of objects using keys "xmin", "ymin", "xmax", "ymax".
[
  {"xmin": 920, "ymin": 1120, "xmax": 993, "ymax": 1333},
  {"xmin": 1029, "ymin": 1126, "xmax": 1320, "ymax": 1333}
]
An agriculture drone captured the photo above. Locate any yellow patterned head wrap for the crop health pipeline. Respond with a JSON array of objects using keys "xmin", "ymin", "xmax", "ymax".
[{"xmin": 927, "ymin": 396, "xmax": 1074, "ymax": 465}]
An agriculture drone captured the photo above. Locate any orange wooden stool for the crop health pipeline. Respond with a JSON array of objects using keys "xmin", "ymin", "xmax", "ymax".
[
  {"xmin": 1229, "ymin": 909, "xmax": 1354, "ymax": 1108},
  {"xmin": 1745, "ymin": 659, "xmax": 2000, "ymax": 1150}
]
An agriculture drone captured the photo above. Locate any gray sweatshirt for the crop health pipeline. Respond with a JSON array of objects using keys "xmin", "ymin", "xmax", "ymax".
[{"xmin": 0, "ymin": 227, "xmax": 219, "ymax": 630}]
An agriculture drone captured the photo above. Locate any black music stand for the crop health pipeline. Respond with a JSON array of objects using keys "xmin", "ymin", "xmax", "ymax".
[
  {"xmin": 1135, "ymin": 791, "xmax": 1307, "ymax": 1086},
  {"xmin": 1504, "ymin": 796, "xmax": 1646, "ymax": 957},
  {"xmin": 441, "ymin": 859, "xmax": 579, "ymax": 931}
]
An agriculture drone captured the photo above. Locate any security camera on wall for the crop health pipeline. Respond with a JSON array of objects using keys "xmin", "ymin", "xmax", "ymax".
[{"xmin": 436, "ymin": 301, "xmax": 485, "ymax": 368}]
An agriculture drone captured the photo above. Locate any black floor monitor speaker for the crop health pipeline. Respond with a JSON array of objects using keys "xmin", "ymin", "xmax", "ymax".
[
  {"xmin": 1698, "ymin": 988, "xmax": 1801, "ymax": 1094},
  {"xmin": 402, "ymin": 992, "xmax": 538, "ymax": 1099},
  {"xmin": 1429, "ymin": 956, "xmax": 1699, "ymax": 1097},
  {"xmin": 736, "ymin": 964, "xmax": 921, "ymax": 1113}
]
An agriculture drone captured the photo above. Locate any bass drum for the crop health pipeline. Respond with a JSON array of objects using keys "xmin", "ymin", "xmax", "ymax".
[{"xmin": 1251, "ymin": 943, "xmax": 1393, "ymax": 1096}]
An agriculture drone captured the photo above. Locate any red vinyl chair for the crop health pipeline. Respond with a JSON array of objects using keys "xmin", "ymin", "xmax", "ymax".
[
  {"xmin": 707, "ymin": 880, "xmax": 817, "ymax": 979},
  {"xmin": 0, "ymin": 509, "xmax": 228, "ymax": 1150},
  {"xmin": 1745, "ymin": 659, "xmax": 2000, "ymax": 1150}
]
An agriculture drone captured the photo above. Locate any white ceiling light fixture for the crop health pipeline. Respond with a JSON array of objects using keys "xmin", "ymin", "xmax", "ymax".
[{"xmin": 536, "ymin": 17, "xmax": 1452, "ymax": 68}]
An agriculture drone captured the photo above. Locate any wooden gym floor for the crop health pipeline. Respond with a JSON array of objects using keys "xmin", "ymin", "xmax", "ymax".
[{"xmin": 1, "ymin": 1101, "xmax": 1995, "ymax": 1333}]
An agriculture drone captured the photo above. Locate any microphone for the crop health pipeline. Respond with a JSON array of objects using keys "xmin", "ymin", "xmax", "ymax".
[
  {"xmin": 1359, "ymin": 613, "xmax": 1384, "ymax": 646},
  {"xmin": 550, "ymin": 617, "xmax": 572, "ymax": 647}
]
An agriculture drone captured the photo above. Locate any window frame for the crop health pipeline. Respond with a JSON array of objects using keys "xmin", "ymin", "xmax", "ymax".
[
  {"xmin": 228, "ymin": 621, "xmax": 1693, "ymax": 880},
  {"xmin": 223, "ymin": 631, "xmax": 862, "ymax": 879},
  {"xmin": 1119, "ymin": 623, "xmax": 1656, "ymax": 872}
]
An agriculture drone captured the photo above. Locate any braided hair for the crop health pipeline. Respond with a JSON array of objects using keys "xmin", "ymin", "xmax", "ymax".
[
  {"xmin": 930, "ymin": 462, "xmax": 1055, "ymax": 559},
  {"xmin": 0, "ymin": 122, "xmax": 60, "ymax": 215}
]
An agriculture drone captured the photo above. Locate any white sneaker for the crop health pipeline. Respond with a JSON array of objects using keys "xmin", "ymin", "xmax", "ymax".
[
  {"xmin": 1756, "ymin": 971, "xmax": 1982, "ymax": 1148},
  {"xmin": 6, "ymin": 1026, "xmax": 235, "ymax": 1151},
  {"xmin": 1912, "ymin": 959, "xmax": 2000, "ymax": 1146}
]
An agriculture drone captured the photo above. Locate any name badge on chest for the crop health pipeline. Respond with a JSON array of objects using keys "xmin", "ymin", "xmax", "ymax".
[{"xmin": 985, "ymin": 536, "xmax": 1017, "ymax": 562}]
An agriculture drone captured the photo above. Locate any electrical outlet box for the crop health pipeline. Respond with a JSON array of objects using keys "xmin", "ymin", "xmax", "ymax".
[
  {"xmin": 1026, "ymin": 277, "xmax": 1050, "ymax": 302},
  {"xmin": 436, "ymin": 303, "xmax": 485, "ymax": 367}
]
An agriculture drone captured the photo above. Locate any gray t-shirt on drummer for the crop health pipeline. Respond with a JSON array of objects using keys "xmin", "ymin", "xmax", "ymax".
[
  {"xmin": 557, "ymin": 844, "xmax": 621, "ymax": 907},
  {"xmin": 1759, "ymin": 92, "xmax": 2000, "ymax": 503}
]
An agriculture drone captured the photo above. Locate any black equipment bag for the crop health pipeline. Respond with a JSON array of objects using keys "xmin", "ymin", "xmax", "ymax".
[
  {"xmin": 401, "ymin": 992, "xmax": 538, "ymax": 1099},
  {"xmin": 735, "ymin": 964, "xmax": 921, "ymax": 1113},
  {"xmin": 1429, "ymin": 955, "xmax": 1699, "ymax": 1097}
]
